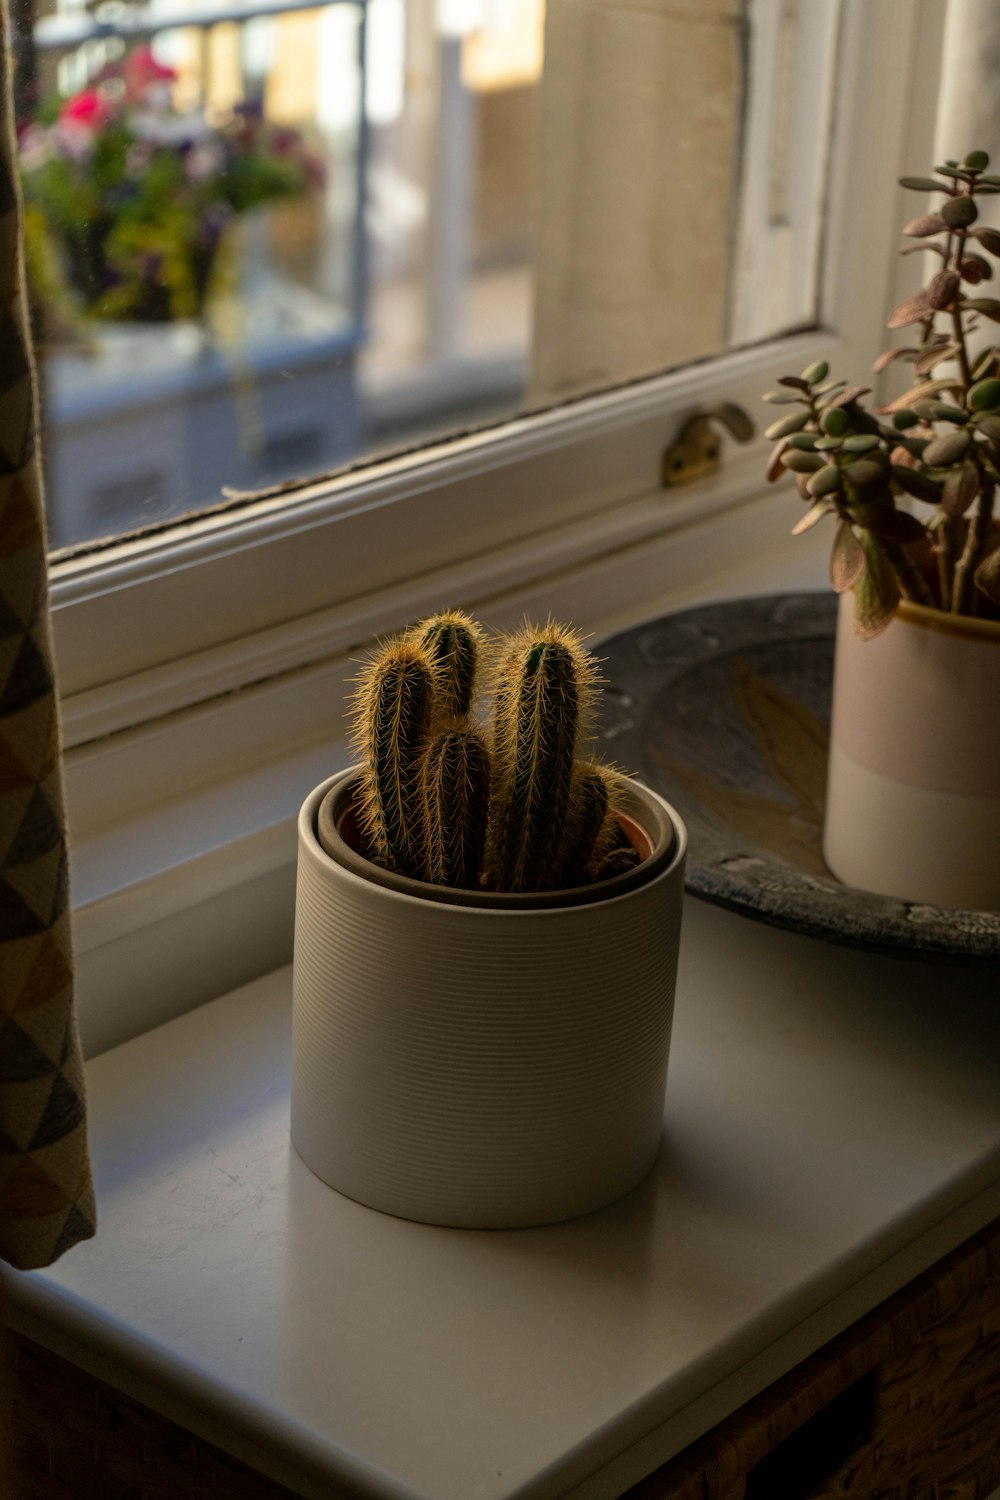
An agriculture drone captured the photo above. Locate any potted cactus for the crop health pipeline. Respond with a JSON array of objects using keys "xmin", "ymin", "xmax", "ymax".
[
  {"xmin": 763, "ymin": 149, "xmax": 1000, "ymax": 911},
  {"xmin": 291, "ymin": 611, "xmax": 687, "ymax": 1229}
]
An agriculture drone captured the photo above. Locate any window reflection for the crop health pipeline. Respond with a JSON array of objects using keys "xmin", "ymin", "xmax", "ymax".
[
  {"xmin": 14, "ymin": 0, "xmax": 830, "ymax": 550},
  {"xmin": 19, "ymin": 0, "xmax": 543, "ymax": 547}
]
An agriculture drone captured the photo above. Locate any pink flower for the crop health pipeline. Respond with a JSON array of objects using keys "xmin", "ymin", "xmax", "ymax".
[
  {"xmin": 124, "ymin": 47, "xmax": 178, "ymax": 101},
  {"xmin": 59, "ymin": 89, "xmax": 111, "ymax": 129},
  {"xmin": 17, "ymin": 123, "xmax": 53, "ymax": 171}
]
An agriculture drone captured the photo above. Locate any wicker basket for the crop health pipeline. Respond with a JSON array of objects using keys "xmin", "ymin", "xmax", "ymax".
[
  {"xmin": 0, "ymin": 1330, "xmax": 303, "ymax": 1499},
  {"xmin": 3, "ymin": 1216, "xmax": 1000, "ymax": 1499},
  {"xmin": 625, "ymin": 1216, "xmax": 1000, "ymax": 1500}
]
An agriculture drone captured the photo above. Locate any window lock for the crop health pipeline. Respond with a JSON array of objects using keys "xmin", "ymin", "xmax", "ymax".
[{"xmin": 661, "ymin": 403, "xmax": 755, "ymax": 487}]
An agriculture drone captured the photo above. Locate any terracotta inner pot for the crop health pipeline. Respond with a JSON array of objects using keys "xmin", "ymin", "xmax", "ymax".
[{"xmin": 315, "ymin": 775, "xmax": 674, "ymax": 910}]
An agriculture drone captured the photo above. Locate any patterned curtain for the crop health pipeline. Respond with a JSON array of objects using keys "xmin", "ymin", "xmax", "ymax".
[{"xmin": 0, "ymin": 4, "xmax": 95, "ymax": 1268}]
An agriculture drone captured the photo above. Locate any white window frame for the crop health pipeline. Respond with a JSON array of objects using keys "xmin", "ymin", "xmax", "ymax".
[{"xmin": 53, "ymin": 0, "xmax": 948, "ymax": 1055}]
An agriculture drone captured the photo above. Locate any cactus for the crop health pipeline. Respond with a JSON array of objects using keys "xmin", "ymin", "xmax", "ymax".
[
  {"xmin": 349, "ymin": 611, "xmax": 630, "ymax": 894},
  {"xmin": 409, "ymin": 610, "xmax": 482, "ymax": 720},
  {"xmin": 591, "ymin": 843, "xmax": 642, "ymax": 882},
  {"xmin": 422, "ymin": 725, "xmax": 491, "ymax": 888},
  {"xmin": 557, "ymin": 763, "xmax": 613, "ymax": 887},
  {"xmin": 485, "ymin": 623, "xmax": 599, "ymax": 892},
  {"xmin": 350, "ymin": 642, "xmax": 435, "ymax": 878},
  {"xmin": 587, "ymin": 797, "xmax": 641, "ymax": 881}
]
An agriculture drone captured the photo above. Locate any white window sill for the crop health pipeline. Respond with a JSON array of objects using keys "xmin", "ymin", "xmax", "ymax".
[{"xmin": 3, "ymin": 899, "xmax": 1000, "ymax": 1500}]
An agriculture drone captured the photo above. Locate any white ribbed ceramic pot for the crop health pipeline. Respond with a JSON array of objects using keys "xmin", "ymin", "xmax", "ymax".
[
  {"xmin": 291, "ymin": 768, "xmax": 687, "ymax": 1228},
  {"xmin": 824, "ymin": 593, "xmax": 1000, "ymax": 910}
]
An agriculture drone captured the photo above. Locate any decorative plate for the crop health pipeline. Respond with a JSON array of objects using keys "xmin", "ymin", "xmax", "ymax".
[{"xmin": 596, "ymin": 592, "xmax": 1000, "ymax": 966}]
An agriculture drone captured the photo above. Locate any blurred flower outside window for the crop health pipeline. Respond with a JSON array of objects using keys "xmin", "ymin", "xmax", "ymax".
[{"xmin": 20, "ymin": 46, "xmax": 325, "ymax": 331}]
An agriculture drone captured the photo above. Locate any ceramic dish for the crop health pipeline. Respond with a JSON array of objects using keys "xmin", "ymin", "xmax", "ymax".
[{"xmin": 596, "ymin": 592, "xmax": 1000, "ymax": 966}]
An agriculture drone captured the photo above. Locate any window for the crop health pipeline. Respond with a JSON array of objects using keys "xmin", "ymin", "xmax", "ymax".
[
  {"xmin": 40, "ymin": 0, "xmax": 946, "ymax": 1053},
  {"xmin": 26, "ymin": 0, "xmax": 840, "ymax": 552}
]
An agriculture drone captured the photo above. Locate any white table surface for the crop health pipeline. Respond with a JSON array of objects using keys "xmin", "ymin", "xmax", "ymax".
[{"xmin": 3, "ymin": 898, "xmax": 1000, "ymax": 1500}]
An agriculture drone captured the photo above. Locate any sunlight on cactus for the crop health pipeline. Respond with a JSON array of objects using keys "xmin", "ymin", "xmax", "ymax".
[
  {"xmin": 486, "ymin": 624, "xmax": 596, "ymax": 892},
  {"xmin": 421, "ymin": 724, "xmax": 491, "ymax": 889},
  {"xmin": 557, "ymin": 764, "xmax": 618, "ymax": 887},
  {"xmin": 408, "ymin": 610, "xmax": 483, "ymax": 720},
  {"xmin": 349, "ymin": 611, "xmax": 638, "ymax": 893},
  {"xmin": 350, "ymin": 642, "xmax": 434, "ymax": 878}
]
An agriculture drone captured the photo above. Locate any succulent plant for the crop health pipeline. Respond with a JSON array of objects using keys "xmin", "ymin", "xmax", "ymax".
[
  {"xmin": 764, "ymin": 149, "xmax": 1000, "ymax": 637},
  {"xmin": 350, "ymin": 612, "xmax": 637, "ymax": 893}
]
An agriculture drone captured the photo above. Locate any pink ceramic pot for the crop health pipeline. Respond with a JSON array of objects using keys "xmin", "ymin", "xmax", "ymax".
[{"xmin": 824, "ymin": 594, "xmax": 1000, "ymax": 910}]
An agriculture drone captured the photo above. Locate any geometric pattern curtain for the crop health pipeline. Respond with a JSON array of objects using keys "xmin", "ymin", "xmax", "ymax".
[{"xmin": 0, "ymin": 6, "xmax": 95, "ymax": 1269}]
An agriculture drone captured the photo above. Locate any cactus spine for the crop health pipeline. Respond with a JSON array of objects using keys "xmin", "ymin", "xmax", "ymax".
[
  {"xmin": 422, "ymin": 726, "xmax": 491, "ymax": 888},
  {"xmin": 558, "ymin": 763, "xmax": 613, "ymax": 887},
  {"xmin": 592, "ymin": 843, "xmax": 642, "ymax": 882},
  {"xmin": 409, "ymin": 610, "xmax": 481, "ymax": 720},
  {"xmin": 485, "ymin": 623, "xmax": 598, "ymax": 892},
  {"xmin": 350, "ymin": 611, "xmax": 628, "ymax": 894},
  {"xmin": 352, "ymin": 642, "xmax": 434, "ymax": 878}
]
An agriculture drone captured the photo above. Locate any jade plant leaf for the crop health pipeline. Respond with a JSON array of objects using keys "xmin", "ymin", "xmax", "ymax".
[
  {"xmin": 922, "ymin": 429, "xmax": 971, "ymax": 466},
  {"xmin": 853, "ymin": 532, "xmax": 901, "ymax": 639},
  {"xmin": 903, "ymin": 213, "xmax": 947, "ymax": 237},
  {"xmin": 975, "ymin": 544, "xmax": 1000, "ymax": 604},
  {"xmin": 972, "ymin": 227, "xmax": 1000, "ymax": 255},
  {"xmin": 829, "ymin": 520, "xmax": 864, "ymax": 593},
  {"xmin": 960, "ymin": 254, "xmax": 992, "ymax": 282},
  {"xmin": 783, "ymin": 449, "xmax": 826, "ymax": 474},
  {"xmin": 969, "ymin": 377, "xmax": 1000, "ymax": 409},
  {"xmin": 898, "ymin": 176, "xmax": 949, "ymax": 191},
  {"xmin": 887, "ymin": 290, "xmax": 934, "ymax": 328},
  {"xmin": 791, "ymin": 499, "xmax": 833, "ymax": 534},
  {"xmin": 807, "ymin": 464, "xmax": 842, "ymax": 498},
  {"xmin": 928, "ymin": 269, "xmax": 961, "ymax": 308},
  {"xmin": 766, "ymin": 439, "xmax": 790, "ymax": 482},
  {"xmin": 941, "ymin": 461, "xmax": 981, "ymax": 516},
  {"xmin": 874, "ymin": 346, "xmax": 917, "ymax": 373},
  {"xmin": 891, "ymin": 465, "xmax": 941, "ymax": 504},
  {"xmin": 962, "ymin": 297, "xmax": 1000, "ymax": 322},
  {"xmin": 878, "ymin": 377, "xmax": 961, "ymax": 413},
  {"xmin": 941, "ymin": 195, "xmax": 978, "ymax": 228}
]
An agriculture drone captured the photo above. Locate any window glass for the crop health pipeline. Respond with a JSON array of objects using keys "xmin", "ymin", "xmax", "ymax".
[{"xmin": 14, "ymin": 0, "xmax": 839, "ymax": 550}]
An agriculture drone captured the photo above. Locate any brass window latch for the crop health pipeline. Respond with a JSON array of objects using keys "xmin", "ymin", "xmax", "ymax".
[{"xmin": 661, "ymin": 402, "xmax": 755, "ymax": 487}]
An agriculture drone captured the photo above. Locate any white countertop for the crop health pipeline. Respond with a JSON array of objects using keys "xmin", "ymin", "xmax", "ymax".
[{"xmin": 3, "ymin": 898, "xmax": 1000, "ymax": 1500}]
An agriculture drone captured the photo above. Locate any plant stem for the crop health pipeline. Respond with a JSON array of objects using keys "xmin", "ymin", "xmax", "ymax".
[
  {"xmin": 952, "ymin": 482, "xmax": 995, "ymax": 614},
  {"xmin": 950, "ymin": 307, "xmax": 973, "ymax": 389},
  {"xmin": 884, "ymin": 539, "xmax": 935, "ymax": 607},
  {"xmin": 936, "ymin": 514, "xmax": 961, "ymax": 608},
  {"xmin": 948, "ymin": 224, "xmax": 973, "ymax": 390}
]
